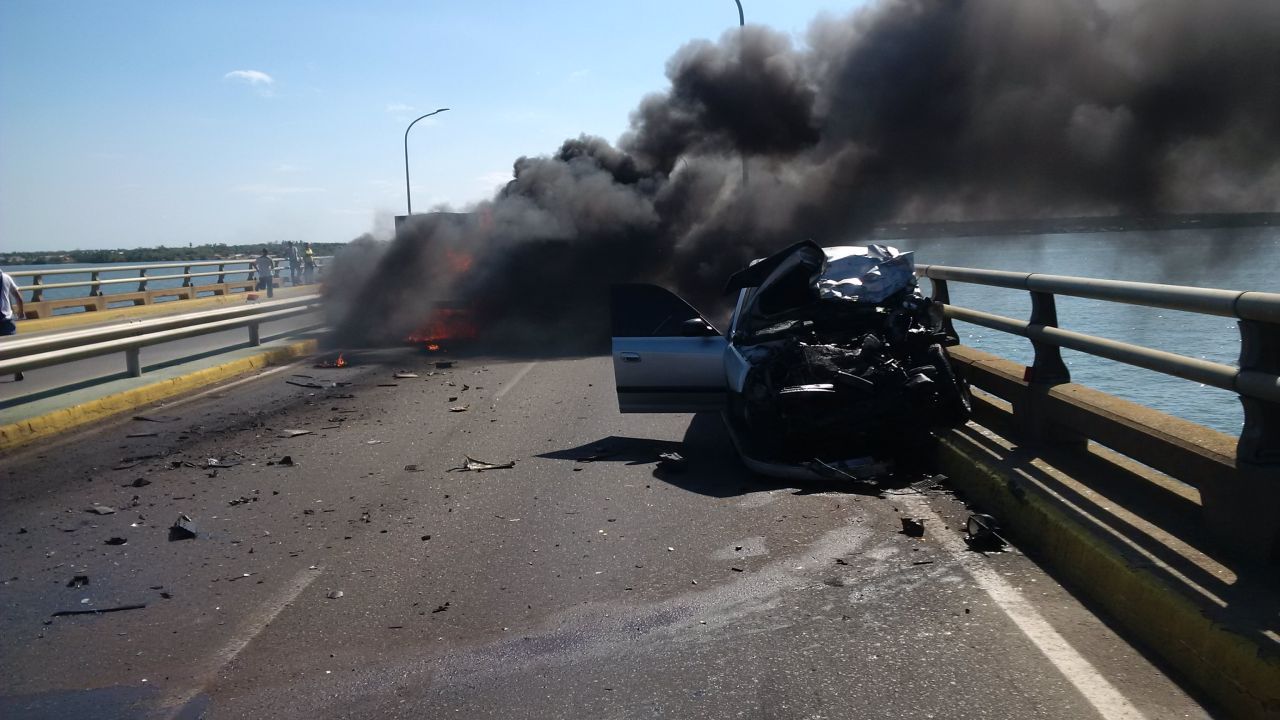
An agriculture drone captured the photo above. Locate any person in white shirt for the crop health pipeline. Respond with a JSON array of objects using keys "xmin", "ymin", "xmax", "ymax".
[
  {"xmin": 1, "ymin": 268, "xmax": 26, "ymax": 381},
  {"xmin": 254, "ymin": 249, "xmax": 274, "ymax": 298}
]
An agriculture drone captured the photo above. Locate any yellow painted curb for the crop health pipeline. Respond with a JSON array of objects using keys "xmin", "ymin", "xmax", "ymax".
[
  {"xmin": 0, "ymin": 339, "xmax": 318, "ymax": 454},
  {"xmin": 20, "ymin": 286, "xmax": 315, "ymax": 334},
  {"xmin": 938, "ymin": 434, "xmax": 1280, "ymax": 720}
]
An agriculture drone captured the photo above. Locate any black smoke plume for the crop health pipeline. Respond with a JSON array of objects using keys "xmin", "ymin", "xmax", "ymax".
[{"xmin": 329, "ymin": 0, "xmax": 1280, "ymax": 351}]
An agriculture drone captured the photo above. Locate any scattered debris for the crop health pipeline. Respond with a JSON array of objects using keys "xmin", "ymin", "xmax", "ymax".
[
  {"xmin": 52, "ymin": 604, "xmax": 146, "ymax": 618},
  {"xmin": 286, "ymin": 380, "xmax": 325, "ymax": 389},
  {"xmin": 104, "ymin": 537, "xmax": 128, "ymax": 546},
  {"xmin": 449, "ymin": 405, "xmax": 469, "ymax": 413},
  {"xmin": 133, "ymin": 414, "xmax": 179, "ymax": 423},
  {"xmin": 834, "ymin": 558, "xmax": 849, "ymax": 566},
  {"xmin": 393, "ymin": 372, "xmax": 419, "ymax": 379},
  {"xmin": 911, "ymin": 560, "xmax": 935, "ymax": 566},
  {"xmin": 365, "ymin": 439, "xmax": 386, "ymax": 445},
  {"xmin": 377, "ymin": 383, "xmax": 399, "ymax": 387},
  {"xmin": 278, "ymin": 456, "xmax": 295, "ymax": 466},
  {"xmin": 168, "ymin": 515, "xmax": 198, "ymax": 541},
  {"xmin": 86, "ymin": 504, "xmax": 117, "ymax": 515},
  {"xmin": 128, "ymin": 478, "xmax": 152, "ymax": 488},
  {"xmin": 205, "ymin": 457, "xmax": 241, "ymax": 469},
  {"xmin": 434, "ymin": 361, "xmax": 455, "ymax": 369},
  {"xmin": 451, "ymin": 456, "xmax": 516, "ymax": 472},
  {"xmin": 900, "ymin": 518, "xmax": 925, "ymax": 537},
  {"xmin": 67, "ymin": 575, "xmax": 90, "ymax": 588},
  {"xmin": 404, "ymin": 465, "xmax": 423, "ymax": 472},
  {"xmin": 126, "ymin": 432, "xmax": 159, "ymax": 439},
  {"xmin": 326, "ymin": 590, "xmax": 344, "ymax": 600},
  {"xmin": 228, "ymin": 495, "xmax": 258, "ymax": 507},
  {"xmin": 277, "ymin": 429, "xmax": 313, "ymax": 438},
  {"xmin": 657, "ymin": 451, "xmax": 687, "ymax": 472},
  {"xmin": 965, "ymin": 513, "xmax": 1008, "ymax": 552},
  {"xmin": 314, "ymin": 354, "xmax": 348, "ymax": 369},
  {"xmin": 432, "ymin": 602, "xmax": 450, "ymax": 613}
]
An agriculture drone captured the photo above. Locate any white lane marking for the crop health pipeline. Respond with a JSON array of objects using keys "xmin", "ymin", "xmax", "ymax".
[
  {"xmin": 899, "ymin": 494, "xmax": 1146, "ymax": 720},
  {"xmin": 493, "ymin": 362, "xmax": 537, "ymax": 403},
  {"xmin": 165, "ymin": 565, "xmax": 322, "ymax": 716}
]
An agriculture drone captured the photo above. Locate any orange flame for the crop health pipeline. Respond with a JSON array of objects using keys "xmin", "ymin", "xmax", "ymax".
[
  {"xmin": 335, "ymin": 353, "xmax": 346, "ymax": 368},
  {"xmin": 426, "ymin": 343, "xmax": 441, "ymax": 352}
]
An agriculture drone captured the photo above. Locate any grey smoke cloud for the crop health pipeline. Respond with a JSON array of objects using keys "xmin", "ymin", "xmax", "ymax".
[{"xmin": 330, "ymin": 0, "xmax": 1280, "ymax": 349}]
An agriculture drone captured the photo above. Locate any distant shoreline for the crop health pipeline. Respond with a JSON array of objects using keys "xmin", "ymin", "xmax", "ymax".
[
  {"xmin": 2, "ymin": 241, "xmax": 347, "ymax": 267},
  {"xmin": 871, "ymin": 212, "xmax": 1280, "ymax": 240}
]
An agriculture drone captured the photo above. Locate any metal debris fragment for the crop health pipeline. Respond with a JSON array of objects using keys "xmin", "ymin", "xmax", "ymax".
[
  {"xmin": 900, "ymin": 517, "xmax": 925, "ymax": 537},
  {"xmin": 449, "ymin": 405, "xmax": 469, "ymax": 412},
  {"xmin": 67, "ymin": 575, "xmax": 89, "ymax": 588},
  {"xmin": 326, "ymin": 590, "xmax": 344, "ymax": 600},
  {"xmin": 965, "ymin": 513, "xmax": 1008, "ymax": 552},
  {"xmin": 451, "ymin": 456, "xmax": 516, "ymax": 472},
  {"xmin": 86, "ymin": 504, "xmax": 117, "ymax": 515},
  {"xmin": 52, "ymin": 604, "xmax": 146, "ymax": 618},
  {"xmin": 277, "ymin": 429, "xmax": 313, "ymax": 438},
  {"xmin": 104, "ymin": 537, "xmax": 128, "ymax": 546},
  {"xmin": 393, "ymin": 372, "xmax": 419, "ymax": 379},
  {"xmin": 133, "ymin": 414, "xmax": 179, "ymax": 423},
  {"xmin": 168, "ymin": 514, "xmax": 198, "ymax": 541}
]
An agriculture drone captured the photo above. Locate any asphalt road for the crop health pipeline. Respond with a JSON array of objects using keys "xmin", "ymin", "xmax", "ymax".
[
  {"xmin": 0, "ymin": 312, "xmax": 323, "ymax": 404},
  {"xmin": 0, "ymin": 350, "xmax": 1208, "ymax": 719}
]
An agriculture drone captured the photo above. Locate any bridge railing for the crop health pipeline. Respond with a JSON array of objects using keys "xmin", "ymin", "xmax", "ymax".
[
  {"xmin": 917, "ymin": 264, "xmax": 1280, "ymax": 560},
  {"xmin": 0, "ymin": 294, "xmax": 322, "ymax": 379},
  {"xmin": 8, "ymin": 256, "xmax": 330, "ymax": 318}
]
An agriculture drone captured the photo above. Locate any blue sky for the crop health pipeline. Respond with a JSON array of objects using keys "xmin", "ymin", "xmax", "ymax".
[{"xmin": 0, "ymin": 1, "xmax": 863, "ymax": 252}]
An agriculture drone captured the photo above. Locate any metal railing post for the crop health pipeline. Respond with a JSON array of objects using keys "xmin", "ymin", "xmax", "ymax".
[
  {"xmin": 248, "ymin": 322, "xmax": 261, "ymax": 346},
  {"xmin": 125, "ymin": 348, "xmax": 141, "ymax": 377},
  {"xmin": 182, "ymin": 265, "xmax": 193, "ymax": 287},
  {"xmin": 216, "ymin": 263, "xmax": 226, "ymax": 284},
  {"xmin": 927, "ymin": 277, "xmax": 960, "ymax": 345},
  {"xmin": 1237, "ymin": 319, "xmax": 1280, "ymax": 464},
  {"xmin": 137, "ymin": 268, "xmax": 148, "ymax": 293},
  {"xmin": 1028, "ymin": 291, "xmax": 1071, "ymax": 385},
  {"xmin": 30, "ymin": 274, "xmax": 43, "ymax": 302},
  {"xmin": 89, "ymin": 271, "xmax": 102, "ymax": 297}
]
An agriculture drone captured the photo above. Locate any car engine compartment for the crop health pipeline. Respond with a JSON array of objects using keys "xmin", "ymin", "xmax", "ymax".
[{"xmin": 728, "ymin": 242, "xmax": 971, "ymax": 472}]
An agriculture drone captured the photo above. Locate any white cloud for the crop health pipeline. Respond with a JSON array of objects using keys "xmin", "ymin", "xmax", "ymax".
[
  {"xmin": 568, "ymin": 69, "xmax": 590, "ymax": 81},
  {"xmin": 476, "ymin": 170, "xmax": 512, "ymax": 188},
  {"xmin": 233, "ymin": 184, "xmax": 324, "ymax": 195},
  {"xmin": 224, "ymin": 69, "xmax": 274, "ymax": 86},
  {"xmin": 274, "ymin": 164, "xmax": 304, "ymax": 174},
  {"xmin": 385, "ymin": 103, "xmax": 414, "ymax": 113}
]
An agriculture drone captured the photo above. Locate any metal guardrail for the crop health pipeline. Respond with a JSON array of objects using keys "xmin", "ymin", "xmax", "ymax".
[
  {"xmin": 916, "ymin": 264, "xmax": 1280, "ymax": 463},
  {"xmin": 9, "ymin": 257, "xmax": 331, "ymax": 301},
  {"xmin": 0, "ymin": 295, "xmax": 323, "ymax": 378}
]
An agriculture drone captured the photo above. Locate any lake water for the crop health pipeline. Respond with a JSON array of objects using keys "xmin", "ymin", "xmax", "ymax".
[
  {"xmin": 891, "ymin": 227, "xmax": 1279, "ymax": 436},
  {"xmin": 3, "ymin": 260, "xmax": 260, "ymax": 308}
]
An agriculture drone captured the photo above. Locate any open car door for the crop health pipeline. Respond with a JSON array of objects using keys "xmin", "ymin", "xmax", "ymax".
[{"xmin": 611, "ymin": 284, "xmax": 727, "ymax": 413}]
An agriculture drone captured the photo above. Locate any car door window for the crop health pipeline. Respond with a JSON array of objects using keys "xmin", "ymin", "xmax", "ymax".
[{"xmin": 610, "ymin": 284, "xmax": 718, "ymax": 337}]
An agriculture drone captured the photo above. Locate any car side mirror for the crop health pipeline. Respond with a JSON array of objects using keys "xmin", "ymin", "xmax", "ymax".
[{"xmin": 680, "ymin": 318, "xmax": 716, "ymax": 337}]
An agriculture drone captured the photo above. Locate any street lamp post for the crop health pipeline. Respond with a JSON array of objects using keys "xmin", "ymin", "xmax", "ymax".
[
  {"xmin": 733, "ymin": 1, "xmax": 747, "ymax": 188},
  {"xmin": 404, "ymin": 108, "xmax": 450, "ymax": 216}
]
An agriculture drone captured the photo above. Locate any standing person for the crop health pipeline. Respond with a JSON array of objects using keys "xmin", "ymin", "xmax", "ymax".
[
  {"xmin": 303, "ymin": 243, "xmax": 316, "ymax": 285},
  {"xmin": 1, "ymin": 267, "xmax": 26, "ymax": 381},
  {"xmin": 285, "ymin": 241, "xmax": 301, "ymax": 286},
  {"xmin": 254, "ymin": 249, "xmax": 275, "ymax": 299}
]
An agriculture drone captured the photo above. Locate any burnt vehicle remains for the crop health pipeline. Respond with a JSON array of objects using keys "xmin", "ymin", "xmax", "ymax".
[{"xmin": 611, "ymin": 241, "xmax": 970, "ymax": 480}]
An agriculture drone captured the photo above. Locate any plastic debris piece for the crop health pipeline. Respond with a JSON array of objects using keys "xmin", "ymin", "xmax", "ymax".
[
  {"xmin": 404, "ymin": 465, "xmax": 423, "ymax": 472},
  {"xmin": 127, "ymin": 432, "xmax": 159, "ymax": 439},
  {"xmin": 104, "ymin": 537, "xmax": 128, "ymax": 546},
  {"xmin": 451, "ymin": 456, "xmax": 516, "ymax": 472},
  {"xmin": 279, "ymin": 456, "xmax": 295, "ymax": 466},
  {"xmin": 277, "ymin": 429, "xmax": 313, "ymax": 438},
  {"xmin": 286, "ymin": 380, "xmax": 325, "ymax": 389},
  {"xmin": 393, "ymin": 372, "xmax": 419, "ymax": 379},
  {"xmin": 432, "ymin": 601, "xmax": 450, "ymax": 613},
  {"xmin": 168, "ymin": 515, "xmax": 198, "ymax": 541},
  {"xmin": 67, "ymin": 575, "xmax": 89, "ymax": 588},
  {"xmin": 87, "ymin": 504, "xmax": 117, "ymax": 515},
  {"xmin": 365, "ymin": 439, "xmax": 386, "ymax": 445},
  {"xmin": 449, "ymin": 405, "xmax": 469, "ymax": 413},
  {"xmin": 900, "ymin": 517, "xmax": 925, "ymax": 537},
  {"xmin": 52, "ymin": 604, "xmax": 146, "ymax": 618},
  {"xmin": 206, "ymin": 457, "xmax": 241, "ymax": 468},
  {"xmin": 964, "ymin": 513, "xmax": 1008, "ymax": 552},
  {"xmin": 326, "ymin": 590, "xmax": 344, "ymax": 600}
]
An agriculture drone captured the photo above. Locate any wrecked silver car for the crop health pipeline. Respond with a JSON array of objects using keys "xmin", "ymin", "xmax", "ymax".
[{"xmin": 610, "ymin": 241, "xmax": 970, "ymax": 480}]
